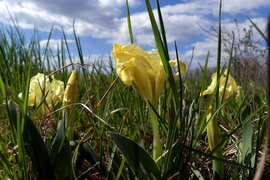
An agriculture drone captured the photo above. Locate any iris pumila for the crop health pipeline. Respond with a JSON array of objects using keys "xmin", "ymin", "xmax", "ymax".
[
  {"xmin": 112, "ymin": 43, "xmax": 187, "ymax": 161},
  {"xmin": 112, "ymin": 43, "xmax": 187, "ymax": 105},
  {"xmin": 200, "ymin": 68, "xmax": 240, "ymax": 178},
  {"xmin": 22, "ymin": 73, "xmax": 64, "ymax": 115}
]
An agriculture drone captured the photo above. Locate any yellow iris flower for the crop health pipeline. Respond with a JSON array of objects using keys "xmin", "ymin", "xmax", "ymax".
[
  {"xmin": 112, "ymin": 43, "xmax": 187, "ymax": 104},
  {"xmin": 26, "ymin": 73, "xmax": 64, "ymax": 115},
  {"xmin": 200, "ymin": 69, "xmax": 240, "ymax": 100},
  {"xmin": 200, "ymin": 69, "xmax": 238, "ymax": 178}
]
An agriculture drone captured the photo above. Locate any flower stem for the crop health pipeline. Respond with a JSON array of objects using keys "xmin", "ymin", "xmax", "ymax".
[
  {"xmin": 207, "ymin": 112, "xmax": 224, "ymax": 179},
  {"xmin": 67, "ymin": 109, "xmax": 76, "ymax": 140},
  {"xmin": 148, "ymin": 103, "xmax": 162, "ymax": 161}
]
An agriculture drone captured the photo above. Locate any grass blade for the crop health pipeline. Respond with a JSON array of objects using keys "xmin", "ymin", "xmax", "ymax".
[
  {"xmin": 125, "ymin": 0, "xmax": 134, "ymax": 44},
  {"xmin": 248, "ymin": 17, "xmax": 267, "ymax": 42},
  {"xmin": 215, "ymin": 0, "xmax": 222, "ymax": 109},
  {"xmin": 155, "ymin": 0, "xmax": 168, "ymax": 53}
]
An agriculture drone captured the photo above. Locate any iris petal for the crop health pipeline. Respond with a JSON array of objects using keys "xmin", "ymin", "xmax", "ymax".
[
  {"xmin": 201, "ymin": 69, "xmax": 240, "ymax": 100},
  {"xmin": 24, "ymin": 73, "xmax": 64, "ymax": 115},
  {"xmin": 112, "ymin": 43, "xmax": 187, "ymax": 104}
]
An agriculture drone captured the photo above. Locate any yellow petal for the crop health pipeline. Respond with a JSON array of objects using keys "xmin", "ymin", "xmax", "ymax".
[
  {"xmin": 200, "ymin": 69, "xmax": 240, "ymax": 100},
  {"xmin": 63, "ymin": 70, "xmax": 78, "ymax": 106},
  {"xmin": 28, "ymin": 73, "xmax": 47, "ymax": 106},
  {"xmin": 26, "ymin": 73, "xmax": 64, "ymax": 115},
  {"xmin": 112, "ymin": 43, "xmax": 166, "ymax": 104},
  {"xmin": 201, "ymin": 72, "xmax": 217, "ymax": 96},
  {"xmin": 51, "ymin": 75, "xmax": 64, "ymax": 105},
  {"xmin": 169, "ymin": 59, "xmax": 187, "ymax": 77}
]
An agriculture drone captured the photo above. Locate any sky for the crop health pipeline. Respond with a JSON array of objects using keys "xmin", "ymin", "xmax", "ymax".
[{"xmin": 0, "ymin": 0, "xmax": 269, "ymax": 69}]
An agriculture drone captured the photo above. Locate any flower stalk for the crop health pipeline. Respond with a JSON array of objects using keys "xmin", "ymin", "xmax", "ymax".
[
  {"xmin": 206, "ymin": 105, "xmax": 224, "ymax": 178},
  {"xmin": 148, "ymin": 102, "xmax": 162, "ymax": 161}
]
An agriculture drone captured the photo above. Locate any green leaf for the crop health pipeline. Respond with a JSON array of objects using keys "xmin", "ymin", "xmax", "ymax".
[
  {"xmin": 242, "ymin": 119, "xmax": 253, "ymax": 166},
  {"xmin": 24, "ymin": 112, "xmax": 54, "ymax": 180},
  {"xmin": 50, "ymin": 114, "xmax": 72, "ymax": 179},
  {"xmin": 8, "ymin": 101, "xmax": 54, "ymax": 180},
  {"xmin": 238, "ymin": 105, "xmax": 254, "ymax": 177},
  {"xmin": 109, "ymin": 132, "xmax": 161, "ymax": 180}
]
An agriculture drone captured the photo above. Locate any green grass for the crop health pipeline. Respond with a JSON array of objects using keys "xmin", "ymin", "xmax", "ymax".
[{"xmin": 0, "ymin": 0, "xmax": 268, "ymax": 179}]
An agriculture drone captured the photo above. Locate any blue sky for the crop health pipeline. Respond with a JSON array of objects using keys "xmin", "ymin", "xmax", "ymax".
[{"xmin": 0, "ymin": 0, "xmax": 269, "ymax": 68}]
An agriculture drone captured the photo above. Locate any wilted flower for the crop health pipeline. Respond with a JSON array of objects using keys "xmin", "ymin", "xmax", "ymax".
[
  {"xmin": 200, "ymin": 69, "xmax": 240, "ymax": 100},
  {"xmin": 63, "ymin": 70, "xmax": 78, "ymax": 106},
  {"xmin": 25, "ymin": 73, "xmax": 64, "ymax": 115},
  {"xmin": 112, "ymin": 43, "xmax": 187, "ymax": 104}
]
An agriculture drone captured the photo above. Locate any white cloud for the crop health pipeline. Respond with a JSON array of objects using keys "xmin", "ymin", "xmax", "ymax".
[
  {"xmin": 223, "ymin": 0, "xmax": 270, "ymax": 14},
  {"xmin": 161, "ymin": 1, "xmax": 216, "ymax": 15},
  {"xmin": 0, "ymin": 0, "xmax": 124, "ymax": 32},
  {"xmin": 0, "ymin": 0, "xmax": 267, "ymax": 70},
  {"xmin": 181, "ymin": 38, "xmax": 218, "ymax": 69},
  {"xmin": 0, "ymin": 0, "xmax": 268, "ymax": 47},
  {"xmin": 39, "ymin": 39, "xmax": 75, "ymax": 51},
  {"xmin": 159, "ymin": 0, "xmax": 270, "ymax": 17},
  {"xmin": 107, "ymin": 9, "xmax": 212, "ymax": 46}
]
